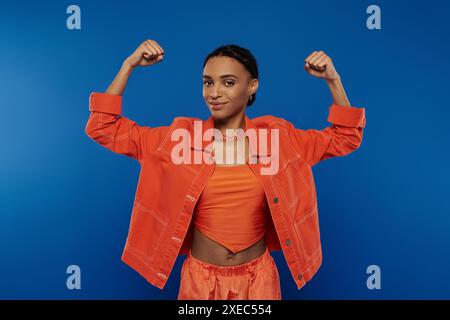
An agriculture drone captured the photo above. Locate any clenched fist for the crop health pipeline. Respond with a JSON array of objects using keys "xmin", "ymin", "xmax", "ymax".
[
  {"xmin": 125, "ymin": 40, "xmax": 165, "ymax": 68},
  {"xmin": 304, "ymin": 51, "xmax": 340, "ymax": 81}
]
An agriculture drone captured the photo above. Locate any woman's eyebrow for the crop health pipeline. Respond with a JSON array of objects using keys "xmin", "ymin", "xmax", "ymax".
[{"xmin": 203, "ymin": 74, "xmax": 238, "ymax": 79}]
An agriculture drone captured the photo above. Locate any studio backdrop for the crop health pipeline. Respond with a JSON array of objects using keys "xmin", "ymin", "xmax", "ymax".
[{"xmin": 1, "ymin": 0, "xmax": 449, "ymax": 299}]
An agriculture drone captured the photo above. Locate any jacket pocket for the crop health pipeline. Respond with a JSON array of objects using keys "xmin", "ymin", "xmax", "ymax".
[
  {"xmin": 127, "ymin": 200, "xmax": 169, "ymax": 262},
  {"xmin": 293, "ymin": 205, "xmax": 321, "ymax": 262},
  {"xmin": 273, "ymin": 156, "xmax": 312, "ymax": 217}
]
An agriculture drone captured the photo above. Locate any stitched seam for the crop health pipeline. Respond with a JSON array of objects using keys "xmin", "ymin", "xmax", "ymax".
[
  {"xmin": 277, "ymin": 176, "xmax": 299, "ymax": 211},
  {"xmin": 293, "ymin": 207, "xmax": 320, "ymax": 261},
  {"xmin": 129, "ymin": 204, "xmax": 169, "ymax": 262},
  {"xmin": 157, "ymin": 146, "xmax": 201, "ymax": 175},
  {"xmin": 135, "ymin": 201, "xmax": 168, "ymax": 226},
  {"xmin": 181, "ymin": 163, "xmax": 200, "ymax": 175},
  {"xmin": 157, "ymin": 127, "xmax": 172, "ymax": 151},
  {"xmin": 301, "ymin": 250, "xmax": 322, "ymax": 273},
  {"xmin": 96, "ymin": 113, "xmax": 130, "ymax": 141},
  {"xmin": 153, "ymin": 145, "xmax": 201, "ymax": 174},
  {"xmin": 293, "ymin": 214, "xmax": 321, "ymax": 261},
  {"xmin": 127, "ymin": 242, "xmax": 150, "ymax": 260},
  {"xmin": 288, "ymin": 176, "xmax": 310, "ymax": 211},
  {"xmin": 278, "ymin": 153, "xmax": 300, "ymax": 173},
  {"xmin": 157, "ymin": 145, "xmax": 172, "ymax": 158},
  {"xmin": 126, "ymin": 244, "xmax": 161, "ymax": 273},
  {"xmin": 282, "ymin": 193, "xmax": 299, "ymax": 211},
  {"xmin": 276, "ymin": 156, "xmax": 307, "ymax": 211},
  {"xmin": 295, "ymin": 206, "xmax": 316, "ymax": 225},
  {"xmin": 150, "ymin": 220, "xmax": 168, "ymax": 262},
  {"xmin": 293, "ymin": 221, "xmax": 307, "ymax": 263}
]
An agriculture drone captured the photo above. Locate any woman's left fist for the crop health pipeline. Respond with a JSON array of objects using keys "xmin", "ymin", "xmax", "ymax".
[{"xmin": 304, "ymin": 51, "xmax": 340, "ymax": 81}]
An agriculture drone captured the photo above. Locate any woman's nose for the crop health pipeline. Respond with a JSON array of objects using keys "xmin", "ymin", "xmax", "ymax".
[
  {"xmin": 209, "ymin": 86, "xmax": 222, "ymax": 97},
  {"xmin": 210, "ymin": 91, "xmax": 221, "ymax": 98}
]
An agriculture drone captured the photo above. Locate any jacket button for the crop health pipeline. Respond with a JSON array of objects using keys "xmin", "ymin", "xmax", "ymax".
[
  {"xmin": 285, "ymin": 239, "xmax": 291, "ymax": 246},
  {"xmin": 273, "ymin": 197, "xmax": 279, "ymax": 204},
  {"xmin": 298, "ymin": 274, "xmax": 303, "ymax": 281}
]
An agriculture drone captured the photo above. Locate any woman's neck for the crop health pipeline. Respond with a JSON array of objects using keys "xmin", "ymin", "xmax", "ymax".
[{"xmin": 214, "ymin": 113, "xmax": 246, "ymax": 136}]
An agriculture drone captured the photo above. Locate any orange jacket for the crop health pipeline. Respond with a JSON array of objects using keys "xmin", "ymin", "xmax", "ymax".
[{"xmin": 85, "ymin": 92, "xmax": 366, "ymax": 290}]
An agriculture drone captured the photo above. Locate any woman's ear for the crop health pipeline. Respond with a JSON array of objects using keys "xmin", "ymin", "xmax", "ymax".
[{"xmin": 249, "ymin": 78, "xmax": 259, "ymax": 95}]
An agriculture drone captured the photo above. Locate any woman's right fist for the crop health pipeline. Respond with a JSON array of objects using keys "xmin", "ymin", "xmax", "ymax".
[{"xmin": 125, "ymin": 40, "xmax": 164, "ymax": 68}]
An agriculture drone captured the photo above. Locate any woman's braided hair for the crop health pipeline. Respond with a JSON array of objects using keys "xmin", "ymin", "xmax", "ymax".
[{"xmin": 203, "ymin": 44, "xmax": 259, "ymax": 107}]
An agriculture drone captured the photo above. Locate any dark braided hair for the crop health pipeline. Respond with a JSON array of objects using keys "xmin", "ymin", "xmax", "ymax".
[{"xmin": 203, "ymin": 44, "xmax": 259, "ymax": 107}]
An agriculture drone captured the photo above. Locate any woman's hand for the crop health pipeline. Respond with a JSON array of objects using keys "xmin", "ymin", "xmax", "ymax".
[
  {"xmin": 304, "ymin": 51, "xmax": 340, "ymax": 81},
  {"xmin": 125, "ymin": 39, "xmax": 165, "ymax": 68}
]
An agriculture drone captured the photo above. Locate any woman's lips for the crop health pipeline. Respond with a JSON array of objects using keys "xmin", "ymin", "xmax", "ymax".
[{"xmin": 210, "ymin": 102, "xmax": 228, "ymax": 110}]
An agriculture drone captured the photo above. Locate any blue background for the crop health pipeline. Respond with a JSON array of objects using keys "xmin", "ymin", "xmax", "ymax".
[{"xmin": 1, "ymin": 0, "xmax": 449, "ymax": 299}]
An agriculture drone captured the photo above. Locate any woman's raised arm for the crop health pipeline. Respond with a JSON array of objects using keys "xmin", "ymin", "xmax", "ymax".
[
  {"xmin": 287, "ymin": 51, "xmax": 366, "ymax": 166},
  {"xmin": 106, "ymin": 40, "xmax": 165, "ymax": 95},
  {"xmin": 85, "ymin": 40, "xmax": 168, "ymax": 162}
]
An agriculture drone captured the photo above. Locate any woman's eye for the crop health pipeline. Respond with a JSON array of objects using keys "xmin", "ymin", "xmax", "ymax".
[{"xmin": 202, "ymin": 80, "xmax": 234, "ymax": 86}]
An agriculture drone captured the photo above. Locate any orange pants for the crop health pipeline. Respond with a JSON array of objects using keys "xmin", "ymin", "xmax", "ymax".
[{"xmin": 177, "ymin": 247, "xmax": 282, "ymax": 300}]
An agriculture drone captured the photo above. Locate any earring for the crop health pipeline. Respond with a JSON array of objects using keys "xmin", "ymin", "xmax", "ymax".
[{"xmin": 249, "ymin": 94, "xmax": 253, "ymax": 102}]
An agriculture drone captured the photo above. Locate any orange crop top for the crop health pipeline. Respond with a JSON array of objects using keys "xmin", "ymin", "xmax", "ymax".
[{"xmin": 192, "ymin": 163, "xmax": 269, "ymax": 254}]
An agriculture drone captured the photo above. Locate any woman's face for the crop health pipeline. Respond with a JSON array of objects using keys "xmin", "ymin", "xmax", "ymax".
[{"xmin": 203, "ymin": 56, "xmax": 258, "ymax": 121}]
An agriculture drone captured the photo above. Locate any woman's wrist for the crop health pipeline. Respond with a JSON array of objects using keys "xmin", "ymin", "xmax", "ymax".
[
  {"xmin": 326, "ymin": 75, "xmax": 351, "ymax": 106},
  {"xmin": 325, "ymin": 74, "xmax": 341, "ymax": 86},
  {"xmin": 122, "ymin": 58, "xmax": 136, "ymax": 73}
]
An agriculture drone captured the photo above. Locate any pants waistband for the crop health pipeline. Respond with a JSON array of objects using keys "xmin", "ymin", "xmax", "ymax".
[{"xmin": 186, "ymin": 247, "xmax": 271, "ymax": 276}]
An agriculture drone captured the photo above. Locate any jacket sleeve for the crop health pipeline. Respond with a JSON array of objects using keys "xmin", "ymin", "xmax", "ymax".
[
  {"xmin": 84, "ymin": 92, "xmax": 169, "ymax": 161},
  {"xmin": 287, "ymin": 104, "xmax": 366, "ymax": 166}
]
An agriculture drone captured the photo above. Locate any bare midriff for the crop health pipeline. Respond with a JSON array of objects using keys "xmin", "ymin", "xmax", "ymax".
[{"xmin": 191, "ymin": 227, "xmax": 266, "ymax": 266}]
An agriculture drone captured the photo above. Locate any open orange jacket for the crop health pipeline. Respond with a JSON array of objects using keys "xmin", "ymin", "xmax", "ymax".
[{"xmin": 85, "ymin": 92, "xmax": 366, "ymax": 290}]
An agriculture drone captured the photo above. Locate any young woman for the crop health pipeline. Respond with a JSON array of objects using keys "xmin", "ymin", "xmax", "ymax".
[{"xmin": 85, "ymin": 40, "xmax": 366, "ymax": 300}]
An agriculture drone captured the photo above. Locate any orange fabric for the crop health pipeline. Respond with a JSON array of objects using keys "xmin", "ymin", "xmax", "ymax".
[
  {"xmin": 85, "ymin": 92, "xmax": 366, "ymax": 290},
  {"xmin": 193, "ymin": 164, "xmax": 269, "ymax": 254},
  {"xmin": 177, "ymin": 247, "xmax": 281, "ymax": 300}
]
